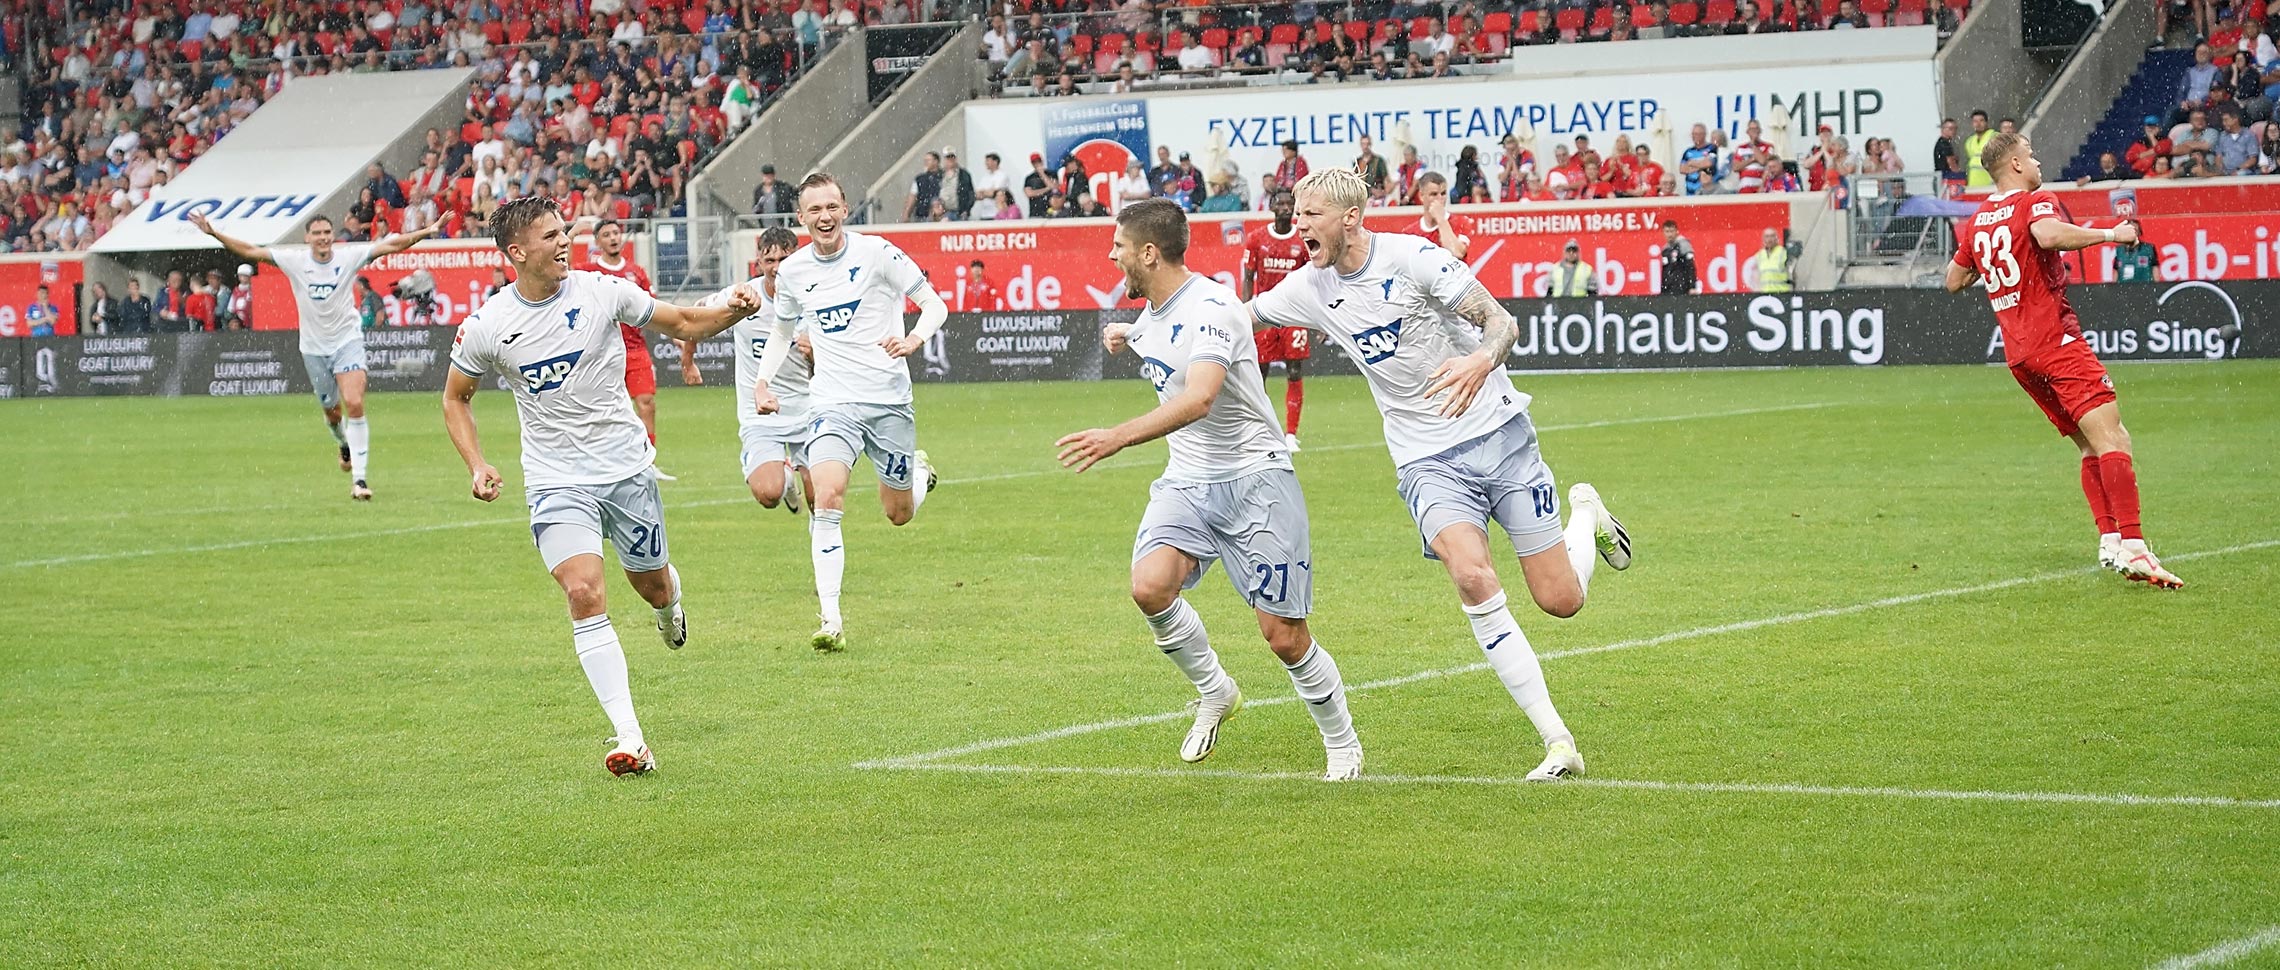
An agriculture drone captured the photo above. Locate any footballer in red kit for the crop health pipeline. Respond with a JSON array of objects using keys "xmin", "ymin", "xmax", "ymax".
[
  {"xmin": 1243, "ymin": 187, "xmax": 1311, "ymax": 449},
  {"xmin": 578, "ymin": 219, "xmax": 672, "ymax": 456},
  {"xmin": 1946, "ymin": 133, "xmax": 2182, "ymax": 588}
]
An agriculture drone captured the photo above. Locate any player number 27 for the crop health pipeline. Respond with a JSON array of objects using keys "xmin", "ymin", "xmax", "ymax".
[
  {"xmin": 1971, "ymin": 225, "xmax": 2021, "ymax": 292},
  {"xmin": 1252, "ymin": 562, "xmax": 1291, "ymax": 604}
]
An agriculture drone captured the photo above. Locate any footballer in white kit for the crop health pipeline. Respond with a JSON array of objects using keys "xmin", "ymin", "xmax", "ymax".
[
  {"xmin": 708, "ymin": 225, "xmax": 815, "ymax": 512},
  {"xmin": 1249, "ymin": 168, "xmax": 1635, "ymax": 782},
  {"xmin": 190, "ymin": 209, "xmax": 442, "ymax": 500},
  {"xmin": 1059, "ymin": 199, "xmax": 1363, "ymax": 782},
  {"xmin": 751, "ymin": 173, "xmax": 951, "ymax": 654},
  {"xmin": 441, "ymin": 198, "xmax": 762, "ymax": 777}
]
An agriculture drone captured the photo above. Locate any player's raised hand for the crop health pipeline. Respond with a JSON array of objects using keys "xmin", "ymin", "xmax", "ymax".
[
  {"xmin": 470, "ymin": 462, "xmax": 504, "ymax": 502},
  {"xmin": 1101, "ymin": 322, "xmax": 1132, "ymax": 354},
  {"xmin": 1423, "ymin": 350, "xmax": 1497, "ymax": 419},
  {"xmin": 725, "ymin": 283, "xmax": 762, "ymax": 316},
  {"xmin": 2110, "ymin": 221, "xmax": 2141, "ymax": 245},
  {"xmin": 1056, "ymin": 428, "xmax": 1122, "ymax": 473},
  {"xmin": 880, "ymin": 335, "xmax": 923, "ymax": 358},
  {"xmin": 186, "ymin": 211, "xmax": 216, "ymax": 235},
  {"xmin": 753, "ymin": 381, "xmax": 780, "ymax": 415}
]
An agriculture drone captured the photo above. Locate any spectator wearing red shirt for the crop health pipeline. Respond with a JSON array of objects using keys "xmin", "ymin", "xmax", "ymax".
[
  {"xmin": 1627, "ymin": 144, "xmax": 1668, "ymax": 197},
  {"xmin": 184, "ymin": 276, "xmax": 217, "ymax": 332},
  {"xmin": 1273, "ymin": 139, "xmax": 1309, "ymax": 189},
  {"xmin": 964, "ymin": 259, "xmax": 1001, "ymax": 311},
  {"xmin": 1408, "ymin": 171, "xmax": 1475, "ymax": 258},
  {"xmin": 2125, "ymin": 117, "xmax": 2172, "ymax": 176},
  {"xmin": 1733, "ymin": 119, "xmax": 1777, "ymax": 193},
  {"xmin": 1604, "ymin": 134, "xmax": 1639, "ymax": 193},
  {"xmin": 1396, "ymin": 144, "xmax": 1425, "ymax": 204},
  {"xmin": 1576, "ymin": 159, "xmax": 1621, "ymax": 199}
]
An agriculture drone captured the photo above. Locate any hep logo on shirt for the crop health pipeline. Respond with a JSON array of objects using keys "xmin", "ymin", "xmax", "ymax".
[
  {"xmin": 1139, "ymin": 356, "xmax": 1174, "ymax": 392},
  {"xmin": 518, "ymin": 350, "xmax": 584, "ymax": 394},
  {"xmin": 1353, "ymin": 319, "xmax": 1404, "ymax": 364},
  {"xmin": 812, "ymin": 298, "xmax": 861, "ymax": 334}
]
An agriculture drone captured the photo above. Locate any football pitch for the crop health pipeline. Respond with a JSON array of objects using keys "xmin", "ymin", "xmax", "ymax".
[{"xmin": 5, "ymin": 361, "xmax": 2278, "ymax": 968}]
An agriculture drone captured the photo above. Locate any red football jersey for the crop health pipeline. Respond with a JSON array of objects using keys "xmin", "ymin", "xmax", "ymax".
[
  {"xmin": 1953, "ymin": 187, "xmax": 2084, "ymax": 367},
  {"xmin": 1405, "ymin": 212, "xmax": 1476, "ymax": 249},
  {"xmin": 1244, "ymin": 223, "xmax": 1308, "ymax": 296},
  {"xmin": 581, "ymin": 252, "xmax": 653, "ymax": 293}
]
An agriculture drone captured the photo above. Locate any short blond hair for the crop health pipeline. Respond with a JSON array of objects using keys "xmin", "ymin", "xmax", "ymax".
[{"xmin": 1294, "ymin": 167, "xmax": 1367, "ymax": 214}]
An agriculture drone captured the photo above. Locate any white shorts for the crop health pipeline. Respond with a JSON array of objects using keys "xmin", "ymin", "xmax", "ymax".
[
  {"xmin": 1396, "ymin": 412, "xmax": 1563, "ymax": 560},
  {"xmin": 738, "ymin": 422, "xmax": 810, "ymax": 479},
  {"xmin": 1132, "ymin": 467, "xmax": 1313, "ymax": 619},
  {"xmin": 303, "ymin": 340, "xmax": 367, "ymax": 410},
  {"xmin": 526, "ymin": 470, "xmax": 669, "ymax": 573}
]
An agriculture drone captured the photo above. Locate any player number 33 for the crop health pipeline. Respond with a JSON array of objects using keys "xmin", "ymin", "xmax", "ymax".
[{"xmin": 1971, "ymin": 225, "xmax": 2022, "ymax": 293}]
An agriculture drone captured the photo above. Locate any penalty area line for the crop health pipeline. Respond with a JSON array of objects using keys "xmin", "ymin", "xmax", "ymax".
[
  {"xmin": 2151, "ymin": 925, "xmax": 2280, "ymax": 970},
  {"xmin": 860, "ymin": 762, "xmax": 2280, "ymax": 812},
  {"xmin": 857, "ymin": 538, "xmax": 2280, "ymax": 769}
]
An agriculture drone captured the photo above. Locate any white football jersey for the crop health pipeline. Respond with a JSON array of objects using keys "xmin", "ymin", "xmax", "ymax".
[
  {"xmin": 1126, "ymin": 274, "xmax": 1291, "ymax": 484},
  {"xmin": 449, "ymin": 271, "xmax": 658, "ymax": 488},
  {"xmin": 1252, "ymin": 233, "xmax": 1531, "ymax": 466},
  {"xmin": 770, "ymin": 231, "xmax": 930, "ymax": 407},
  {"xmin": 705, "ymin": 280, "xmax": 812, "ymax": 436},
  {"xmin": 271, "ymin": 242, "xmax": 376, "ymax": 355}
]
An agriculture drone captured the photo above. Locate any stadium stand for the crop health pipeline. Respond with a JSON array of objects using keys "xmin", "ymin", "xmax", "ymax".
[
  {"xmin": 5, "ymin": 0, "xmax": 898, "ymax": 254},
  {"xmin": 2061, "ymin": 33, "xmax": 2277, "ymax": 182}
]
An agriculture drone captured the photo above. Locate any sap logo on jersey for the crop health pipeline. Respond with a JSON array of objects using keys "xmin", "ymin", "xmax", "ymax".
[
  {"xmin": 519, "ymin": 350, "xmax": 584, "ymax": 394},
  {"xmin": 1139, "ymin": 356, "xmax": 1174, "ymax": 392},
  {"xmin": 812, "ymin": 298, "xmax": 862, "ymax": 334},
  {"xmin": 306, "ymin": 282, "xmax": 340, "ymax": 301},
  {"xmin": 1354, "ymin": 319, "xmax": 1404, "ymax": 364}
]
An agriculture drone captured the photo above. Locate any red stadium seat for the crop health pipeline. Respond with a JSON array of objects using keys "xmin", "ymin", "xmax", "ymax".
[
  {"xmin": 507, "ymin": 20, "xmax": 532, "ymax": 44},
  {"xmin": 682, "ymin": 9, "xmax": 706, "ymax": 34},
  {"xmin": 1481, "ymin": 11, "xmax": 1512, "ymax": 35},
  {"xmin": 1893, "ymin": 0, "xmax": 1929, "ymax": 22},
  {"xmin": 1409, "ymin": 16, "xmax": 1433, "ymax": 38},
  {"xmin": 1165, "ymin": 29, "xmax": 1186, "ymax": 51},
  {"xmin": 483, "ymin": 20, "xmax": 506, "ymax": 44},
  {"xmin": 179, "ymin": 39, "xmax": 202, "ymax": 61},
  {"xmin": 609, "ymin": 115, "xmax": 636, "ymax": 140},
  {"xmin": 1705, "ymin": 0, "xmax": 1738, "ymax": 25},
  {"xmin": 455, "ymin": 177, "xmax": 476, "ymax": 203},
  {"xmin": 1134, "ymin": 30, "xmax": 1159, "ymax": 52},
  {"xmin": 1067, "ymin": 32, "xmax": 1092, "ymax": 57},
  {"xmin": 1095, "ymin": 32, "xmax": 1125, "ymax": 56},
  {"xmin": 1632, "ymin": 5, "xmax": 1657, "ymax": 27},
  {"xmin": 1268, "ymin": 23, "xmax": 1301, "ymax": 45},
  {"xmin": 1449, "ymin": 15, "xmax": 1473, "ymax": 35},
  {"xmin": 1670, "ymin": 2, "xmax": 1701, "ymax": 24},
  {"xmin": 1860, "ymin": 0, "xmax": 1892, "ymax": 23},
  {"xmin": 460, "ymin": 121, "xmax": 484, "ymax": 143},
  {"xmin": 314, "ymin": 31, "xmax": 338, "ymax": 54},
  {"xmin": 1518, "ymin": 10, "xmax": 1543, "ymax": 34},
  {"xmin": 1944, "ymin": 0, "xmax": 1970, "ymax": 12},
  {"xmin": 1344, "ymin": 20, "xmax": 1370, "ymax": 42},
  {"xmin": 1590, "ymin": 7, "xmax": 1614, "ymax": 32},
  {"xmin": 614, "ymin": 197, "xmax": 633, "ymax": 219},
  {"xmin": 1554, "ymin": 8, "xmax": 1586, "ymax": 35},
  {"xmin": 1201, "ymin": 27, "xmax": 1230, "ymax": 50}
]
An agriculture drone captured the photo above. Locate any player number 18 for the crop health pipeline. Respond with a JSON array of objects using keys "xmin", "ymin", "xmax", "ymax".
[{"xmin": 1971, "ymin": 225, "xmax": 2022, "ymax": 293}]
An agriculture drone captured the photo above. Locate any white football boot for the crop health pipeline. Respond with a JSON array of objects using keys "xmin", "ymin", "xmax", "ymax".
[
  {"xmin": 1179, "ymin": 687, "xmax": 1243, "ymax": 763},
  {"xmin": 1322, "ymin": 742, "xmax": 1364, "ymax": 782},
  {"xmin": 655, "ymin": 603, "xmax": 686, "ymax": 649},
  {"xmin": 1567, "ymin": 483, "xmax": 1631, "ymax": 570},
  {"xmin": 782, "ymin": 448, "xmax": 806, "ymax": 515},
  {"xmin": 350, "ymin": 479, "xmax": 373, "ymax": 502},
  {"xmin": 1526, "ymin": 738, "xmax": 1586, "ymax": 782},
  {"xmin": 811, "ymin": 618, "xmax": 846, "ymax": 653},
  {"xmin": 2116, "ymin": 538, "xmax": 2184, "ymax": 589},
  {"xmin": 2098, "ymin": 533, "xmax": 2124, "ymax": 573},
  {"xmin": 1286, "ymin": 433, "xmax": 1303, "ymax": 454},
  {"xmin": 915, "ymin": 449, "xmax": 939, "ymax": 495},
  {"xmin": 604, "ymin": 737, "xmax": 655, "ymax": 776}
]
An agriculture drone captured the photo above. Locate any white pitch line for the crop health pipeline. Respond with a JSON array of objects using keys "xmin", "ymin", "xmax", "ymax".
[
  {"xmin": 865, "ymin": 762, "xmax": 2280, "ymax": 812},
  {"xmin": 2152, "ymin": 926, "xmax": 2280, "ymax": 970},
  {"xmin": 9, "ymin": 402, "xmax": 1838, "ymax": 568},
  {"xmin": 858, "ymin": 538, "xmax": 2280, "ymax": 769}
]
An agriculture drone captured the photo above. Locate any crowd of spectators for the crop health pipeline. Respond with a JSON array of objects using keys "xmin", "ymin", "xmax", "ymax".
[
  {"xmin": 888, "ymin": 114, "xmax": 1912, "ymax": 223},
  {"xmin": 2081, "ymin": 19, "xmax": 2280, "ymax": 183},
  {"xmin": 5, "ymin": 0, "xmax": 880, "ymax": 255},
  {"xmin": 979, "ymin": 0, "xmax": 1965, "ymax": 93}
]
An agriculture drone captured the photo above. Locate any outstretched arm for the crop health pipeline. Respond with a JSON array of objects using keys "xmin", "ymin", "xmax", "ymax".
[
  {"xmin": 441, "ymin": 368, "xmax": 504, "ymax": 502},
  {"xmin": 1421, "ymin": 280, "xmax": 1518, "ymax": 418},
  {"xmin": 2032, "ymin": 218, "xmax": 2136, "ymax": 253},
  {"xmin": 186, "ymin": 211, "xmax": 274, "ymax": 265},
  {"xmin": 1056, "ymin": 361, "xmax": 1228, "ymax": 473},
  {"xmin": 646, "ymin": 283, "xmax": 760, "ymax": 341},
  {"xmin": 370, "ymin": 215, "xmax": 447, "ymax": 258}
]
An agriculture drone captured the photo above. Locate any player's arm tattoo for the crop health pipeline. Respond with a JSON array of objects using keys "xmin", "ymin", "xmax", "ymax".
[{"xmin": 1453, "ymin": 280, "xmax": 1517, "ymax": 360}]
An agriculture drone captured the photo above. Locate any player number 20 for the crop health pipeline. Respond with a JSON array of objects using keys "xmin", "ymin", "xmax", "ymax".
[
  {"xmin": 1971, "ymin": 225, "xmax": 2022, "ymax": 293},
  {"xmin": 624, "ymin": 524, "xmax": 664, "ymax": 558}
]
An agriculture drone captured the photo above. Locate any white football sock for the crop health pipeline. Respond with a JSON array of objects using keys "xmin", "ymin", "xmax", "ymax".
[
  {"xmin": 1144, "ymin": 598, "xmax": 1233, "ymax": 697},
  {"xmin": 571, "ymin": 614, "xmax": 642, "ymax": 746},
  {"xmin": 325, "ymin": 417, "xmax": 347, "ymax": 446},
  {"xmin": 342, "ymin": 416, "xmax": 370, "ymax": 480},
  {"xmin": 1563, "ymin": 505, "xmax": 1598, "ymax": 596},
  {"xmin": 1284, "ymin": 642, "xmax": 1357, "ymax": 749},
  {"xmin": 1465, "ymin": 592, "xmax": 1570, "ymax": 748},
  {"xmin": 811, "ymin": 509, "xmax": 845, "ymax": 626},
  {"xmin": 909, "ymin": 454, "xmax": 931, "ymax": 512},
  {"xmin": 654, "ymin": 564, "xmax": 682, "ymax": 619}
]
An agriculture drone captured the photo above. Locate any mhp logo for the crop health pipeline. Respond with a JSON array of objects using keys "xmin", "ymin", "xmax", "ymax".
[
  {"xmin": 519, "ymin": 350, "xmax": 584, "ymax": 394},
  {"xmin": 812, "ymin": 298, "xmax": 861, "ymax": 334},
  {"xmin": 1353, "ymin": 319, "xmax": 1404, "ymax": 364},
  {"xmin": 1139, "ymin": 356, "xmax": 1174, "ymax": 393}
]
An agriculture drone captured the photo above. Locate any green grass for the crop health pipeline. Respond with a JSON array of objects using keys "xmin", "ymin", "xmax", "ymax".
[{"xmin": 4, "ymin": 362, "xmax": 2278, "ymax": 968}]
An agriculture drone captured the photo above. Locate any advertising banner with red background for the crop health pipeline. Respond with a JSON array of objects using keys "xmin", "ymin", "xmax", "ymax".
[
  {"xmin": 2012, "ymin": 180, "xmax": 2280, "ymax": 285},
  {"xmin": 843, "ymin": 199, "xmax": 1797, "ymax": 312},
  {"xmin": 0, "ymin": 257, "xmax": 85, "ymax": 336}
]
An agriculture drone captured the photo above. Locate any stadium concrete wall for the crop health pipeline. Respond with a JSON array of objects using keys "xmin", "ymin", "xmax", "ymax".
[{"xmin": 5, "ymin": 280, "xmax": 2266, "ymax": 399}]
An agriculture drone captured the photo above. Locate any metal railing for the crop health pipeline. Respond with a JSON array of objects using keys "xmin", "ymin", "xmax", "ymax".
[{"xmin": 1841, "ymin": 169, "xmax": 1961, "ymax": 284}]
